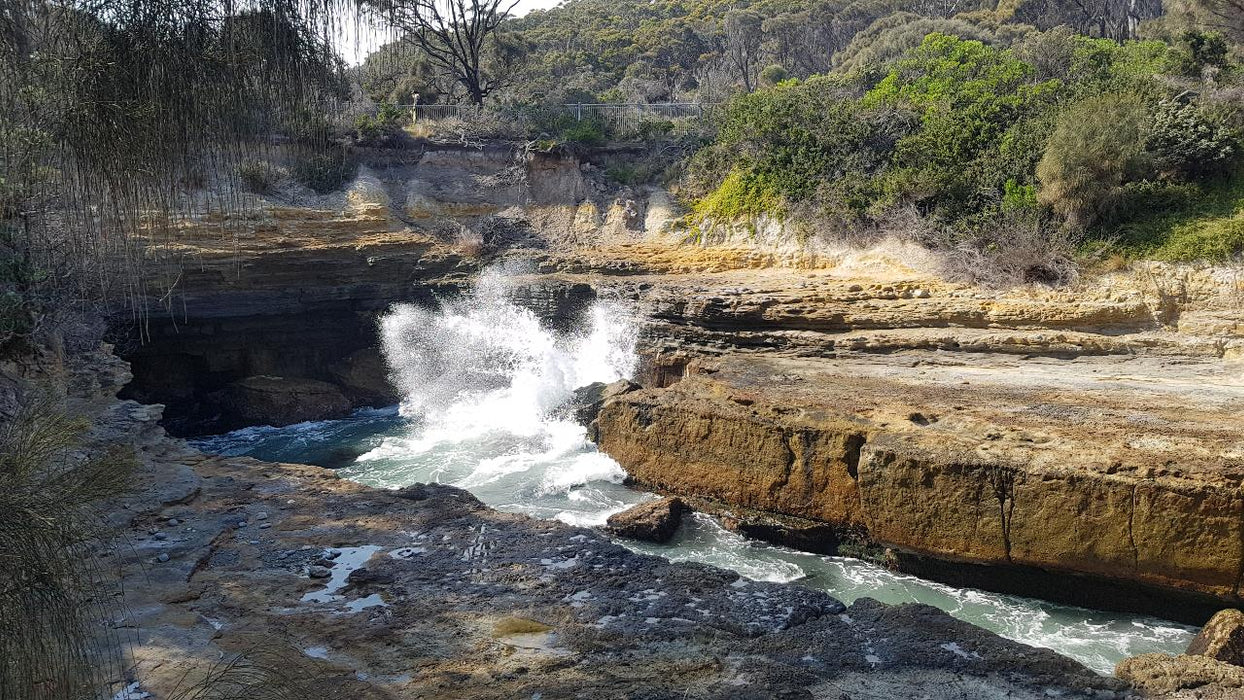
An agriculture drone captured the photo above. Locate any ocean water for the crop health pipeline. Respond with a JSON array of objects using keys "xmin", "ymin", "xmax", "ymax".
[{"xmin": 193, "ymin": 266, "xmax": 1195, "ymax": 674}]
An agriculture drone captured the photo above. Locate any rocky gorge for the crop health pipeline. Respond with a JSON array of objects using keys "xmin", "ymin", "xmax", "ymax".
[{"xmin": 78, "ymin": 140, "xmax": 1244, "ymax": 697}]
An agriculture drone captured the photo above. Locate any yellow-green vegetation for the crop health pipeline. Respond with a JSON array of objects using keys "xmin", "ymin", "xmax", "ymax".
[
  {"xmin": 692, "ymin": 169, "xmax": 783, "ymax": 220},
  {"xmin": 492, "ymin": 616, "xmax": 553, "ymax": 636},
  {"xmin": 1111, "ymin": 173, "xmax": 1244, "ymax": 262},
  {"xmin": 684, "ymin": 28, "xmax": 1244, "ymax": 269}
]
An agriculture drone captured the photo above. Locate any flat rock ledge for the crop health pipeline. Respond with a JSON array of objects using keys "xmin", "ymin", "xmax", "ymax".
[
  {"xmin": 97, "ymin": 402, "xmax": 1123, "ymax": 700},
  {"xmin": 596, "ymin": 351, "xmax": 1244, "ymax": 621}
]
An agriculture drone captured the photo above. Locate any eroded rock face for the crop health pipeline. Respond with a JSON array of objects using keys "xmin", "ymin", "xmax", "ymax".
[
  {"xmin": 1117, "ymin": 653, "xmax": 1244, "ymax": 695},
  {"xmin": 606, "ymin": 497, "xmax": 687, "ymax": 543},
  {"xmin": 596, "ymin": 352, "xmax": 1244, "ymax": 619},
  {"xmin": 561, "ymin": 379, "xmax": 641, "ymax": 438},
  {"xmin": 1188, "ymin": 609, "xmax": 1244, "ymax": 666},
  {"xmin": 205, "ymin": 375, "xmax": 352, "ymax": 430}
]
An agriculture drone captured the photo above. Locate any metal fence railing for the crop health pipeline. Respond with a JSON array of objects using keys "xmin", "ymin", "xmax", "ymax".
[{"xmin": 399, "ymin": 102, "xmax": 721, "ymax": 133}]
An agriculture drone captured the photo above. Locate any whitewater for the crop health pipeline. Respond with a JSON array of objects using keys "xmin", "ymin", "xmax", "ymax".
[{"xmin": 194, "ymin": 266, "xmax": 1195, "ymax": 675}]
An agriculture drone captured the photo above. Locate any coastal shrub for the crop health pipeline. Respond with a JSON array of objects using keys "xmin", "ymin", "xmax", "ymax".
[
  {"xmin": 560, "ymin": 117, "xmax": 607, "ymax": 146},
  {"xmin": 685, "ymin": 75, "xmax": 911, "ymax": 221},
  {"xmin": 1, "ymin": 399, "xmax": 136, "ymax": 700},
  {"xmin": 354, "ymin": 102, "xmax": 407, "ymax": 146},
  {"xmin": 693, "ymin": 169, "xmax": 783, "ymax": 219},
  {"xmin": 759, "ymin": 64, "xmax": 789, "ymax": 87},
  {"xmin": 1036, "ymin": 92, "xmax": 1151, "ymax": 228},
  {"xmin": 1154, "ymin": 216, "xmax": 1244, "ymax": 261},
  {"xmin": 1109, "ymin": 172, "xmax": 1244, "ymax": 262},
  {"xmin": 237, "ymin": 159, "xmax": 283, "ymax": 194},
  {"xmin": 1168, "ymin": 30, "xmax": 1231, "ymax": 77},
  {"xmin": 865, "ymin": 34, "xmax": 1063, "ymax": 223},
  {"xmin": 1146, "ymin": 99, "xmax": 1241, "ymax": 179},
  {"xmin": 292, "ymin": 149, "xmax": 358, "ymax": 194}
]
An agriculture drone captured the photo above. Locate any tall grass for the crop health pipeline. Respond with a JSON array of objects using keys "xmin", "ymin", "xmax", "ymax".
[{"xmin": 0, "ymin": 398, "xmax": 136, "ymax": 700}]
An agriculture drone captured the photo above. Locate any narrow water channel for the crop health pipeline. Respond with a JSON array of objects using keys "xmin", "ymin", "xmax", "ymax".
[{"xmin": 192, "ymin": 267, "xmax": 1195, "ymax": 675}]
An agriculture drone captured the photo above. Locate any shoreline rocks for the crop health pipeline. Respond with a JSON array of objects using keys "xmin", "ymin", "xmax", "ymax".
[
  {"xmin": 1188, "ymin": 609, "xmax": 1244, "ymax": 666},
  {"xmin": 605, "ymin": 497, "xmax": 688, "ymax": 543},
  {"xmin": 595, "ymin": 352, "xmax": 1244, "ymax": 622},
  {"xmin": 204, "ymin": 375, "xmax": 352, "ymax": 430}
]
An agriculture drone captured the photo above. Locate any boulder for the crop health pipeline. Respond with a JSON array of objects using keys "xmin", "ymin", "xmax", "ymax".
[
  {"xmin": 206, "ymin": 375, "xmax": 352, "ymax": 430},
  {"xmin": 606, "ymin": 497, "xmax": 687, "ymax": 543},
  {"xmin": 1188, "ymin": 609, "xmax": 1244, "ymax": 666},
  {"xmin": 1116, "ymin": 653, "xmax": 1244, "ymax": 695}
]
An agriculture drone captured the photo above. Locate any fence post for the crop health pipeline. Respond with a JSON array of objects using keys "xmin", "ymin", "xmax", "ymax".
[{"xmin": 576, "ymin": 103, "xmax": 582, "ymax": 122}]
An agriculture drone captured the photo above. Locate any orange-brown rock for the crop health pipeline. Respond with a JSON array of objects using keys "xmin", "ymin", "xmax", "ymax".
[
  {"xmin": 1188, "ymin": 609, "xmax": 1244, "ymax": 666},
  {"xmin": 596, "ymin": 351, "xmax": 1244, "ymax": 617}
]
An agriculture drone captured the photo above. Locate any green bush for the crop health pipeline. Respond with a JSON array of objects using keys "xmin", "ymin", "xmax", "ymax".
[
  {"xmin": 1036, "ymin": 93, "xmax": 1150, "ymax": 228},
  {"xmin": 1146, "ymin": 99, "xmax": 1240, "ymax": 179},
  {"xmin": 1109, "ymin": 171, "xmax": 1244, "ymax": 262},
  {"xmin": 759, "ymin": 64, "xmax": 789, "ymax": 88},
  {"xmin": 560, "ymin": 118, "xmax": 607, "ymax": 146},
  {"xmin": 236, "ymin": 159, "xmax": 282, "ymax": 194},
  {"xmin": 355, "ymin": 102, "xmax": 407, "ymax": 146},
  {"xmin": 1153, "ymin": 216, "xmax": 1244, "ymax": 261},
  {"xmin": 865, "ymin": 34, "xmax": 1063, "ymax": 222},
  {"xmin": 292, "ymin": 149, "xmax": 358, "ymax": 194},
  {"xmin": 1168, "ymin": 31, "xmax": 1231, "ymax": 77},
  {"xmin": 685, "ymin": 74, "xmax": 911, "ymax": 220}
]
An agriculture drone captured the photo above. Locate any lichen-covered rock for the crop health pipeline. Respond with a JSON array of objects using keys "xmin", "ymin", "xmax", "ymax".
[
  {"xmin": 1188, "ymin": 609, "xmax": 1244, "ymax": 666},
  {"xmin": 206, "ymin": 375, "xmax": 351, "ymax": 430},
  {"xmin": 606, "ymin": 497, "xmax": 687, "ymax": 543},
  {"xmin": 1116, "ymin": 653, "xmax": 1244, "ymax": 695}
]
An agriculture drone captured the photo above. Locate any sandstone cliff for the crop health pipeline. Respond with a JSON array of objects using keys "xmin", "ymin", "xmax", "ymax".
[{"xmin": 577, "ymin": 245, "xmax": 1244, "ymax": 621}]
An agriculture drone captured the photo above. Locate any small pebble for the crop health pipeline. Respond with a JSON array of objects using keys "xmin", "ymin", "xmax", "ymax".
[
  {"xmin": 237, "ymin": 521, "xmax": 248, "ymax": 528},
  {"xmin": 248, "ymin": 540, "xmax": 259, "ymax": 545},
  {"xmin": 308, "ymin": 566, "xmax": 331, "ymax": 579},
  {"xmin": 157, "ymin": 553, "xmax": 170, "ymax": 563},
  {"xmin": 256, "ymin": 512, "xmax": 268, "ymax": 521},
  {"xmin": 154, "ymin": 532, "xmax": 168, "ymax": 541},
  {"xmin": 259, "ymin": 523, "xmax": 271, "ymax": 529},
  {"xmin": 166, "ymin": 519, "xmax": 179, "ymax": 526}
]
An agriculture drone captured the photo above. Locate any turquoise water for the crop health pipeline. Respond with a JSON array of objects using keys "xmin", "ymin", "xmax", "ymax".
[{"xmin": 192, "ymin": 268, "xmax": 1195, "ymax": 674}]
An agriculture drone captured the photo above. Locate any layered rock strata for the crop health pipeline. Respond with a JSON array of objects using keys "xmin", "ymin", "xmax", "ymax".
[{"xmin": 596, "ymin": 351, "xmax": 1244, "ymax": 621}]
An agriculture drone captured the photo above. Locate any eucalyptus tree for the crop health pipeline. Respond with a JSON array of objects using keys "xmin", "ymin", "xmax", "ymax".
[
  {"xmin": 365, "ymin": 0, "xmax": 521, "ymax": 105},
  {"xmin": 724, "ymin": 9, "xmax": 763, "ymax": 92}
]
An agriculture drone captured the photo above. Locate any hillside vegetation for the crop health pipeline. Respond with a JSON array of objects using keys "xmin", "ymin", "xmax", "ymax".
[{"xmin": 357, "ymin": 0, "xmax": 1244, "ymax": 274}]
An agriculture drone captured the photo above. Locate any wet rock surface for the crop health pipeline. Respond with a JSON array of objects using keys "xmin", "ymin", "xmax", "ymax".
[
  {"xmin": 561, "ymin": 379, "xmax": 641, "ymax": 429},
  {"xmin": 605, "ymin": 497, "xmax": 687, "ymax": 543},
  {"xmin": 96, "ymin": 401, "xmax": 1121, "ymax": 699},
  {"xmin": 205, "ymin": 375, "xmax": 353, "ymax": 430}
]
